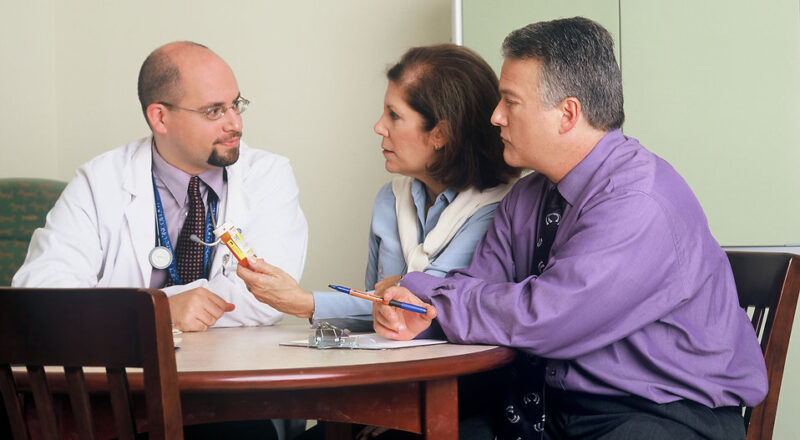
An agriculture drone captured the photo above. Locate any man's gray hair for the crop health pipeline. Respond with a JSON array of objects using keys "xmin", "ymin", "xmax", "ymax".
[{"xmin": 502, "ymin": 17, "xmax": 624, "ymax": 131}]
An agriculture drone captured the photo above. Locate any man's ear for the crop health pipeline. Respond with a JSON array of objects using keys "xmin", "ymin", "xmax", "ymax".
[
  {"xmin": 557, "ymin": 96, "xmax": 581, "ymax": 134},
  {"xmin": 146, "ymin": 103, "xmax": 169, "ymax": 134}
]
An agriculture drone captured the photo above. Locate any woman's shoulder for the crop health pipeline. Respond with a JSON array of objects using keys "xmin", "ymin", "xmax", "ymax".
[
  {"xmin": 370, "ymin": 180, "xmax": 398, "ymax": 224},
  {"xmin": 373, "ymin": 180, "xmax": 396, "ymax": 206}
]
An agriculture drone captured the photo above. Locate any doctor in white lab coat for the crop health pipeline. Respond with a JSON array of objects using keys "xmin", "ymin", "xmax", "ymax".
[{"xmin": 13, "ymin": 41, "xmax": 308, "ymax": 333}]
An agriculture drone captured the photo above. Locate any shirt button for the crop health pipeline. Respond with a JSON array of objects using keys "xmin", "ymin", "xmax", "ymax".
[{"xmin": 548, "ymin": 368, "xmax": 556, "ymax": 376}]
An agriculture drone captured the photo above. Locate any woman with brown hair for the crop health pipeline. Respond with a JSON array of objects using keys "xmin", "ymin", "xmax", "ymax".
[{"xmin": 238, "ymin": 44, "xmax": 518, "ymax": 332}]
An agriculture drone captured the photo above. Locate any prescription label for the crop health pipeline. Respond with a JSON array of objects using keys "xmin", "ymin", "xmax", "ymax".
[{"xmin": 214, "ymin": 222, "xmax": 256, "ymax": 267}]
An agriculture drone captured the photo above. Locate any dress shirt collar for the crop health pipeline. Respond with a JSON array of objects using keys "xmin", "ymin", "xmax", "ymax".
[
  {"xmin": 410, "ymin": 179, "xmax": 457, "ymax": 206},
  {"xmin": 556, "ymin": 129, "xmax": 625, "ymax": 207},
  {"xmin": 151, "ymin": 140, "xmax": 225, "ymax": 206},
  {"xmin": 410, "ymin": 178, "xmax": 458, "ymax": 235},
  {"xmin": 411, "ymin": 178, "xmax": 457, "ymax": 211}
]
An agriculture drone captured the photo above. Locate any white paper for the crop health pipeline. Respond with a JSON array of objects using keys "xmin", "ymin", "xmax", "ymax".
[
  {"xmin": 280, "ymin": 332, "xmax": 447, "ymax": 349},
  {"xmin": 173, "ymin": 327, "xmax": 182, "ymax": 348}
]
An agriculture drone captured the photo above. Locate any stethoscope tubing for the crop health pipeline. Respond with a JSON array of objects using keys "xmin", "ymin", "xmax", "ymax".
[{"xmin": 150, "ymin": 173, "xmax": 218, "ymax": 282}]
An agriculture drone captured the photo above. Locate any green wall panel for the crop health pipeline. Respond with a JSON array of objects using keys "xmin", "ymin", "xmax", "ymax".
[
  {"xmin": 463, "ymin": 0, "xmax": 620, "ymax": 74},
  {"xmin": 621, "ymin": 0, "xmax": 800, "ymax": 246},
  {"xmin": 463, "ymin": 0, "xmax": 800, "ymax": 246}
]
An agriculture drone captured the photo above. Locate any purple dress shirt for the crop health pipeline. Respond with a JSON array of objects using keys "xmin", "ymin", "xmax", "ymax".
[
  {"xmin": 402, "ymin": 129, "xmax": 768, "ymax": 408},
  {"xmin": 149, "ymin": 144, "xmax": 225, "ymax": 288}
]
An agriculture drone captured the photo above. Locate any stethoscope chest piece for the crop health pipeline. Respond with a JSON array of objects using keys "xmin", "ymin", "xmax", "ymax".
[{"xmin": 149, "ymin": 245, "xmax": 173, "ymax": 270}]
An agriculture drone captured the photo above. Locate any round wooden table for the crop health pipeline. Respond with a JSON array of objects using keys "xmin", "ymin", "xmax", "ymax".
[
  {"xmin": 173, "ymin": 325, "xmax": 515, "ymax": 439},
  {"xmin": 18, "ymin": 324, "xmax": 516, "ymax": 439}
]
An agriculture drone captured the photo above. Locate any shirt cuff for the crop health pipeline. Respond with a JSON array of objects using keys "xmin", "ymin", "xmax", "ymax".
[
  {"xmin": 417, "ymin": 319, "xmax": 445, "ymax": 340},
  {"xmin": 400, "ymin": 271, "xmax": 441, "ymax": 303},
  {"xmin": 400, "ymin": 272, "xmax": 446, "ymax": 340}
]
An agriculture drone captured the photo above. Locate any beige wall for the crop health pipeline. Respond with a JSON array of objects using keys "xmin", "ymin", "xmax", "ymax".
[
  {"xmin": 0, "ymin": 0, "xmax": 451, "ymax": 297},
  {"xmin": 1, "ymin": 0, "xmax": 58, "ymax": 178}
]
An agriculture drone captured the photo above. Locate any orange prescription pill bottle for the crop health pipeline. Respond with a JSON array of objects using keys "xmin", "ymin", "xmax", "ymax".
[{"xmin": 213, "ymin": 222, "xmax": 256, "ymax": 268}]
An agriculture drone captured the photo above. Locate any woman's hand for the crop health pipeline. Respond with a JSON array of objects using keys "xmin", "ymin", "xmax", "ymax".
[
  {"xmin": 372, "ymin": 286, "xmax": 436, "ymax": 340},
  {"xmin": 373, "ymin": 275, "xmax": 402, "ymax": 297},
  {"xmin": 237, "ymin": 257, "xmax": 314, "ymax": 318}
]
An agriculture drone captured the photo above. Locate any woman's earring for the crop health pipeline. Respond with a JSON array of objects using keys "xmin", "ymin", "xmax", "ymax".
[{"xmin": 434, "ymin": 144, "xmax": 442, "ymax": 151}]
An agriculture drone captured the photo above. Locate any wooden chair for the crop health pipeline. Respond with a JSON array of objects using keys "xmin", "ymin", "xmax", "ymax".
[
  {"xmin": 0, "ymin": 288, "xmax": 183, "ymax": 440},
  {"xmin": 726, "ymin": 251, "xmax": 800, "ymax": 440}
]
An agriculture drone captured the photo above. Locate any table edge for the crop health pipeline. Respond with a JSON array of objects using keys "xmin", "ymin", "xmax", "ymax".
[{"xmin": 178, "ymin": 345, "xmax": 517, "ymax": 391}]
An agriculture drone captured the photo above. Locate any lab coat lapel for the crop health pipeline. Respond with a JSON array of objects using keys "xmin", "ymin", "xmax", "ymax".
[
  {"xmin": 225, "ymin": 164, "xmax": 248, "ymax": 226},
  {"xmin": 210, "ymin": 161, "xmax": 248, "ymax": 276},
  {"xmin": 122, "ymin": 138, "xmax": 156, "ymax": 285}
]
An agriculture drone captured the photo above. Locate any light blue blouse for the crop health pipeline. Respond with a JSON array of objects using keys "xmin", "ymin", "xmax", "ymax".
[{"xmin": 311, "ymin": 179, "xmax": 498, "ymax": 331}]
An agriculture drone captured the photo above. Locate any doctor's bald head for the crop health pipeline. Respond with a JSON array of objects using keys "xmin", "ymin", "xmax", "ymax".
[
  {"xmin": 137, "ymin": 41, "xmax": 244, "ymax": 174},
  {"xmin": 137, "ymin": 41, "xmax": 210, "ymax": 128}
]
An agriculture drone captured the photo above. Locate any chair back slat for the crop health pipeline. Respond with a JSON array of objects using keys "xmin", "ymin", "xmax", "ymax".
[
  {"xmin": 729, "ymin": 252, "xmax": 791, "ymax": 307},
  {"xmin": 26, "ymin": 366, "xmax": 59, "ymax": 440},
  {"xmin": 751, "ymin": 307, "xmax": 766, "ymax": 343},
  {"xmin": 141, "ymin": 295, "xmax": 184, "ymax": 440},
  {"xmin": 0, "ymin": 288, "xmax": 183, "ymax": 440},
  {"xmin": 107, "ymin": 368, "xmax": 136, "ymax": 440},
  {"xmin": 0, "ymin": 365, "xmax": 29, "ymax": 440},
  {"xmin": 726, "ymin": 251, "xmax": 800, "ymax": 440},
  {"xmin": 64, "ymin": 366, "xmax": 96, "ymax": 440}
]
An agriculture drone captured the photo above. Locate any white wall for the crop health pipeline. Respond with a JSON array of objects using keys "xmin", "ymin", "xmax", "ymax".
[
  {"xmin": 0, "ymin": 0, "xmax": 58, "ymax": 178},
  {"xmin": 0, "ymin": 0, "xmax": 451, "ymax": 298}
]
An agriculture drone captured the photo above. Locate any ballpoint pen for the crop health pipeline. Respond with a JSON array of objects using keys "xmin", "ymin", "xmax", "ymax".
[{"xmin": 328, "ymin": 284, "xmax": 428, "ymax": 314}]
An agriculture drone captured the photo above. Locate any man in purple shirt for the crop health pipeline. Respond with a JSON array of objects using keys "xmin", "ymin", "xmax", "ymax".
[{"xmin": 374, "ymin": 17, "xmax": 767, "ymax": 439}]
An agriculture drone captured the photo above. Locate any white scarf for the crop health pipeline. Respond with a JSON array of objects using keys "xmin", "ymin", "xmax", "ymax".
[{"xmin": 392, "ymin": 176, "xmax": 515, "ymax": 273}]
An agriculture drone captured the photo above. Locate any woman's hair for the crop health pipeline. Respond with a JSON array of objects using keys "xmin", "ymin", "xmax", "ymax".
[{"xmin": 387, "ymin": 44, "xmax": 519, "ymax": 191}]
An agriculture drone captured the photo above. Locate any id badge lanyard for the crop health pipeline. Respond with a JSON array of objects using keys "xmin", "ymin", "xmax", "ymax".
[{"xmin": 150, "ymin": 173, "xmax": 217, "ymax": 285}]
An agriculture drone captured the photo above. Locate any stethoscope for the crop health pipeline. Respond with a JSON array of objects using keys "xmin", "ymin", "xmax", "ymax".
[{"xmin": 148, "ymin": 173, "xmax": 220, "ymax": 284}]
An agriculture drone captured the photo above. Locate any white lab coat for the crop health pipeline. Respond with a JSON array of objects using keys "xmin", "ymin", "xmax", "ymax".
[{"xmin": 13, "ymin": 136, "xmax": 308, "ymax": 327}]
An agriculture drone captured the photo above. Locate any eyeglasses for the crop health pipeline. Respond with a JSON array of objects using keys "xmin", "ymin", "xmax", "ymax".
[{"xmin": 160, "ymin": 97, "xmax": 250, "ymax": 121}]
